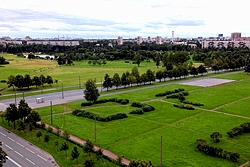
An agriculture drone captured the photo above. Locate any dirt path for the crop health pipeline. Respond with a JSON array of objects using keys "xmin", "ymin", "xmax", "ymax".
[{"xmin": 40, "ymin": 122, "xmax": 130, "ymax": 166}]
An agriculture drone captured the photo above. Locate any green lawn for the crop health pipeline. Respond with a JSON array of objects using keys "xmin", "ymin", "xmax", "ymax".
[{"xmin": 37, "ymin": 76, "xmax": 250, "ymax": 166}]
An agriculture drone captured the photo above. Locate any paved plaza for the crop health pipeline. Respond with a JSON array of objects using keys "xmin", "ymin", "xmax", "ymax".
[{"xmin": 178, "ymin": 77, "xmax": 235, "ymax": 87}]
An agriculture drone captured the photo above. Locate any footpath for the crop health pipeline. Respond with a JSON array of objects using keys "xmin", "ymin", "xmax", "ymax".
[{"xmin": 41, "ymin": 122, "xmax": 130, "ymax": 166}]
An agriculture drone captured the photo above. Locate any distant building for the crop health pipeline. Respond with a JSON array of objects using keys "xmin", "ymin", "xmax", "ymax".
[
  {"xmin": 231, "ymin": 32, "xmax": 241, "ymax": 40},
  {"xmin": 156, "ymin": 36, "xmax": 162, "ymax": 44},
  {"xmin": 136, "ymin": 36, "xmax": 142, "ymax": 44},
  {"xmin": 117, "ymin": 36, "xmax": 123, "ymax": 45}
]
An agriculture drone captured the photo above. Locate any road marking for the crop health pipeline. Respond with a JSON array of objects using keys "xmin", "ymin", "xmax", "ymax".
[
  {"xmin": 15, "ymin": 151, "xmax": 23, "ymax": 157},
  {"xmin": 8, "ymin": 137, "xmax": 15, "ymax": 142},
  {"xmin": 5, "ymin": 144, "xmax": 13, "ymax": 150},
  {"xmin": 0, "ymin": 132, "xmax": 6, "ymax": 136},
  {"xmin": 26, "ymin": 148, "xmax": 35, "ymax": 154},
  {"xmin": 7, "ymin": 156, "xmax": 22, "ymax": 167},
  {"xmin": 26, "ymin": 158, "xmax": 35, "ymax": 165},
  {"xmin": 16, "ymin": 142, "xmax": 24, "ymax": 147},
  {"xmin": 37, "ymin": 154, "xmax": 47, "ymax": 161}
]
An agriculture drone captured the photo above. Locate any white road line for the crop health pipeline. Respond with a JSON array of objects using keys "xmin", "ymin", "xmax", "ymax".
[
  {"xmin": 7, "ymin": 156, "xmax": 22, "ymax": 167},
  {"xmin": 16, "ymin": 142, "xmax": 24, "ymax": 147},
  {"xmin": 26, "ymin": 158, "xmax": 35, "ymax": 165},
  {"xmin": 15, "ymin": 151, "xmax": 23, "ymax": 157},
  {"xmin": 37, "ymin": 154, "xmax": 47, "ymax": 161},
  {"xmin": 0, "ymin": 132, "xmax": 6, "ymax": 136},
  {"xmin": 8, "ymin": 137, "xmax": 15, "ymax": 142},
  {"xmin": 5, "ymin": 144, "xmax": 13, "ymax": 150},
  {"xmin": 26, "ymin": 147, "xmax": 35, "ymax": 154}
]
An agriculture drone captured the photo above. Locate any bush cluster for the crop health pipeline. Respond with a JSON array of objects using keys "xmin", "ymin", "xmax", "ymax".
[
  {"xmin": 227, "ymin": 122, "xmax": 250, "ymax": 138},
  {"xmin": 0, "ymin": 80, "xmax": 6, "ymax": 83},
  {"xmin": 129, "ymin": 109, "xmax": 144, "ymax": 115},
  {"xmin": 195, "ymin": 139, "xmax": 240, "ymax": 162},
  {"xmin": 130, "ymin": 102, "xmax": 155, "ymax": 115},
  {"xmin": 72, "ymin": 109, "xmax": 127, "ymax": 122},
  {"xmin": 166, "ymin": 91, "xmax": 189, "ymax": 99},
  {"xmin": 182, "ymin": 100, "xmax": 204, "ymax": 106},
  {"xmin": 155, "ymin": 88, "xmax": 185, "ymax": 97},
  {"xmin": 173, "ymin": 103, "xmax": 194, "ymax": 110},
  {"xmin": 81, "ymin": 98, "xmax": 129, "ymax": 106}
]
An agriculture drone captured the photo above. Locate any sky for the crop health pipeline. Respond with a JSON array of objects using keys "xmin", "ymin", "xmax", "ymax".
[{"xmin": 1, "ymin": 0, "xmax": 250, "ymax": 39}]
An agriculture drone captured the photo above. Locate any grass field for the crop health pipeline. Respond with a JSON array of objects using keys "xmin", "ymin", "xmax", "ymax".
[{"xmin": 35, "ymin": 71, "xmax": 250, "ymax": 167}]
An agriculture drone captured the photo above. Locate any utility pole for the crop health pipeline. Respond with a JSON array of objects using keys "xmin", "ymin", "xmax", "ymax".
[
  {"xmin": 160, "ymin": 136, "xmax": 162, "ymax": 167},
  {"xmin": 94, "ymin": 116, "xmax": 96, "ymax": 142},
  {"xmin": 50, "ymin": 101, "xmax": 53, "ymax": 124}
]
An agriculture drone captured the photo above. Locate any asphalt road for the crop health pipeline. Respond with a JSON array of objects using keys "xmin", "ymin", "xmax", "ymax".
[{"xmin": 0, "ymin": 126, "xmax": 58, "ymax": 167}]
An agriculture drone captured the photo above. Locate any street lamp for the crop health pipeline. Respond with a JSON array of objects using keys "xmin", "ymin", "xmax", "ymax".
[
  {"xmin": 79, "ymin": 74, "xmax": 81, "ymax": 89},
  {"xmin": 59, "ymin": 80, "xmax": 64, "ymax": 99},
  {"xmin": 12, "ymin": 85, "xmax": 16, "ymax": 105}
]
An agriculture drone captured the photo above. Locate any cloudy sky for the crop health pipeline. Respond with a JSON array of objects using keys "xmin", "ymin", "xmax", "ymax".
[{"xmin": 1, "ymin": 0, "xmax": 249, "ymax": 39}]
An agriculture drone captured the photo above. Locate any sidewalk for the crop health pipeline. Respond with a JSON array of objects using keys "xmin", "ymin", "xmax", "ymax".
[{"xmin": 42, "ymin": 123, "xmax": 130, "ymax": 166}]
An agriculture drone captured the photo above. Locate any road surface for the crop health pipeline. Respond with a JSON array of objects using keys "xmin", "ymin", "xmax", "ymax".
[{"xmin": 0, "ymin": 126, "xmax": 58, "ymax": 167}]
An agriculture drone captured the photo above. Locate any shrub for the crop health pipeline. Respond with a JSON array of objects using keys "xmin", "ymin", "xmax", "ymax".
[
  {"xmin": 0, "ymin": 80, "xmax": 6, "ymax": 83},
  {"xmin": 129, "ymin": 109, "xmax": 144, "ymax": 115},
  {"xmin": 120, "ymin": 99, "xmax": 129, "ymax": 105},
  {"xmin": 173, "ymin": 103, "xmax": 194, "ymax": 110},
  {"xmin": 125, "ymin": 60, "xmax": 129, "ymax": 63},
  {"xmin": 131, "ymin": 102, "xmax": 143, "ymax": 108},
  {"xmin": 81, "ymin": 101, "xmax": 93, "ymax": 106},
  {"xmin": 227, "ymin": 122, "xmax": 250, "ymax": 137},
  {"xmin": 155, "ymin": 88, "xmax": 185, "ymax": 97},
  {"xmin": 141, "ymin": 105, "xmax": 155, "ymax": 112},
  {"xmin": 166, "ymin": 91, "xmax": 189, "ymax": 99},
  {"xmin": 182, "ymin": 100, "xmax": 204, "ymax": 106}
]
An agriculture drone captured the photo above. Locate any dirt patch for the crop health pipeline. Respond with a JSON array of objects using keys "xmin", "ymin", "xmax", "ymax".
[{"xmin": 178, "ymin": 77, "xmax": 235, "ymax": 87}]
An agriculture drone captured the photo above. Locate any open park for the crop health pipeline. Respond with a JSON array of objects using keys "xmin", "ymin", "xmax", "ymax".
[{"xmin": 1, "ymin": 53, "xmax": 250, "ymax": 167}]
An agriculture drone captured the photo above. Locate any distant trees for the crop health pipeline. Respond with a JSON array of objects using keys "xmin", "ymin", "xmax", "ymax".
[{"xmin": 7, "ymin": 74, "xmax": 54, "ymax": 90}]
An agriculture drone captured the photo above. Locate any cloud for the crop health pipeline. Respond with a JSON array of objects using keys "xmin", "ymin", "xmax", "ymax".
[{"xmin": 167, "ymin": 19, "xmax": 205, "ymax": 27}]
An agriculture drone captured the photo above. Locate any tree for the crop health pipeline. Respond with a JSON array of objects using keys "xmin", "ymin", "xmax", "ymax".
[
  {"xmin": 46, "ymin": 75, "xmax": 53, "ymax": 86},
  {"xmin": 32, "ymin": 76, "xmax": 41, "ymax": 89},
  {"xmin": 26, "ymin": 110, "xmax": 41, "ymax": 126},
  {"xmin": 190, "ymin": 67, "xmax": 198, "ymax": 77},
  {"xmin": 134, "ymin": 53, "xmax": 143, "ymax": 67},
  {"xmin": 131, "ymin": 67, "xmax": 141, "ymax": 85},
  {"xmin": 103, "ymin": 74, "xmax": 112, "ymax": 91},
  {"xmin": 15, "ymin": 74, "xmax": 25, "ymax": 89},
  {"xmin": 83, "ymin": 158, "xmax": 95, "ymax": 167},
  {"xmin": 156, "ymin": 71, "xmax": 163, "ymax": 82},
  {"xmin": 40, "ymin": 75, "xmax": 46, "ymax": 87},
  {"xmin": 112, "ymin": 73, "xmax": 121, "ymax": 89},
  {"xmin": 60, "ymin": 141, "xmax": 69, "ymax": 158},
  {"xmin": 28, "ymin": 123, "xmax": 34, "ymax": 136},
  {"xmin": 17, "ymin": 120, "xmax": 26, "ymax": 134},
  {"xmin": 96, "ymin": 149, "xmax": 103, "ymax": 163},
  {"xmin": 121, "ymin": 73, "xmax": 128, "ymax": 88},
  {"xmin": 127, "ymin": 75, "xmax": 136, "ymax": 87},
  {"xmin": 146, "ymin": 69, "xmax": 155, "ymax": 84},
  {"xmin": 23, "ymin": 74, "xmax": 32, "ymax": 89},
  {"xmin": 71, "ymin": 146, "xmax": 80, "ymax": 165},
  {"xmin": 54, "ymin": 139, "xmax": 59, "ymax": 151},
  {"xmin": 0, "ymin": 141, "xmax": 7, "ymax": 167},
  {"xmin": 7, "ymin": 75, "xmax": 15, "ymax": 88},
  {"xmin": 0, "ymin": 111, "xmax": 5, "ymax": 123},
  {"xmin": 84, "ymin": 79, "xmax": 100, "ymax": 103},
  {"xmin": 197, "ymin": 65, "xmax": 207, "ymax": 75},
  {"xmin": 5, "ymin": 103, "xmax": 19, "ymax": 129},
  {"xmin": 63, "ymin": 131, "xmax": 70, "ymax": 141},
  {"xmin": 36, "ymin": 131, "xmax": 42, "ymax": 141},
  {"xmin": 83, "ymin": 139, "xmax": 94, "ymax": 156},
  {"xmin": 141, "ymin": 73, "xmax": 148, "ymax": 85},
  {"xmin": 18, "ymin": 99, "xmax": 32, "ymax": 120},
  {"xmin": 212, "ymin": 65, "xmax": 219, "ymax": 73},
  {"xmin": 128, "ymin": 159, "xmax": 154, "ymax": 167},
  {"xmin": 44, "ymin": 134, "xmax": 50, "ymax": 144},
  {"xmin": 210, "ymin": 132, "xmax": 222, "ymax": 143}
]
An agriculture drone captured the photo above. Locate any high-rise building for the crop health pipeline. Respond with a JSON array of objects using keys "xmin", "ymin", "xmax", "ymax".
[
  {"xmin": 156, "ymin": 36, "xmax": 162, "ymax": 44},
  {"xmin": 117, "ymin": 36, "xmax": 123, "ymax": 45},
  {"xmin": 231, "ymin": 32, "xmax": 241, "ymax": 40},
  {"xmin": 136, "ymin": 36, "xmax": 142, "ymax": 44}
]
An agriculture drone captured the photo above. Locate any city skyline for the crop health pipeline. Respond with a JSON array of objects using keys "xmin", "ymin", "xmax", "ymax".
[{"xmin": 1, "ymin": 0, "xmax": 249, "ymax": 39}]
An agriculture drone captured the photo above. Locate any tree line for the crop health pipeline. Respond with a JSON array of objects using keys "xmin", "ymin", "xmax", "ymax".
[{"xmin": 7, "ymin": 74, "xmax": 54, "ymax": 90}]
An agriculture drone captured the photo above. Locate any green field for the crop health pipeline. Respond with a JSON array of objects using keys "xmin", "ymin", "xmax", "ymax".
[
  {"xmin": 0, "ymin": 53, "xmax": 163, "ymax": 92},
  {"xmin": 36, "ymin": 72, "xmax": 250, "ymax": 167}
]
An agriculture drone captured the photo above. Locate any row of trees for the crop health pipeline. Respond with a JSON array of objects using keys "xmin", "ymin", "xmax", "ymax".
[
  {"xmin": 103, "ymin": 67, "xmax": 155, "ymax": 91},
  {"xmin": 4, "ymin": 99, "xmax": 41, "ymax": 129},
  {"xmin": 7, "ymin": 74, "xmax": 54, "ymax": 89}
]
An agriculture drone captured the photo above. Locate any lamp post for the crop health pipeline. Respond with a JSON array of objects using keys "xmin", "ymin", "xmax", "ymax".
[
  {"xmin": 79, "ymin": 74, "xmax": 81, "ymax": 89},
  {"xmin": 12, "ymin": 85, "xmax": 16, "ymax": 105},
  {"xmin": 59, "ymin": 80, "xmax": 64, "ymax": 99}
]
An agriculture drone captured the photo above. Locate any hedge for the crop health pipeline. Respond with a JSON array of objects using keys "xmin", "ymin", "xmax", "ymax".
[
  {"xmin": 155, "ymin": 88, "xmax": 185, "ymax": 97},
  {"xmin": 166, "ymin": 91, "xmax": 189, "ymax": 99},
  {"xmin": 81, "ymin": 98, "xmax": 129, "ymax": 106},
  {"xmin": 129, "ymin": 109, "xmax": 144, "ymax": 115},
  {"xmin": 227, "ymin": 122, "xmax": 250, "ymax": 138},
  {"xmin": 173, "ymin": 103, "xmax": 194, "ymax": 110},
  {"xmin": 182, "ymin": 100, "xmax": 204, "ymax": 106},
  {"xmin": 72, "ymin": 109, "xmax": 127, "ymax": 122}
]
